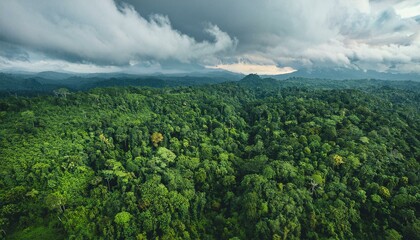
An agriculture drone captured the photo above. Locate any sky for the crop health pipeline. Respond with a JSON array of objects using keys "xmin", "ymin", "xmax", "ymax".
[{"xmin": 0, "ymin": 0, "xmax": 419, "ymax": 74}]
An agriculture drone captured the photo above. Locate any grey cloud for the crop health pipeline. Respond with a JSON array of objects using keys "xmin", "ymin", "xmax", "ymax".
[
  {"xmin": 125, "ymin": 0, "xmax": 420, "ymax": 73},
  {"xmin": 0, "ymin": 0, "xmax": 419, "ymax": 73},
  {"xmin": 0, "ymin": 0, "xmax": 236, "ymax": 66},
  {"xmin": 126, "ymin": 0, "xmax": 338, "ymax": 50},
  {"xmin": 0, "ymin": 41, "xmax": 29, "ymax": 61}
]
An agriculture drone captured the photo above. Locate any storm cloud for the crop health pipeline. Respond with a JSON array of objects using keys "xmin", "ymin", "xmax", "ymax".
[
  {"xmin": 0, "ymin": 0, "xmax": 419, "ymax": 73},
  {"xmin": 0, "ymin": 0, "xmax": 236, "ymax": 67},
  {"xmin": 128, "ymin": 0, "xmax": 420, "ymax": 73}
]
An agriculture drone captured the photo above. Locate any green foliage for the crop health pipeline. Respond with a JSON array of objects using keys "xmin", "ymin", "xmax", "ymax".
[
  {"xmin": 379, "ymin": 186, "xmax": 391, "ymax": 198},
  {"xmin": 151, "ymin": 132, "xmax": 164, "ymax": 147},
  {"xmin": 0, "ymin": 79, "xmax": 419, "ymax": 239},
  {"xmin": 312, "ymin": 174, "xmax": 324, "ymax": 185},
  {"xmin": 332, "ymin": 154, "xmax": 345, "ymax": 166},
  {"xmin": 384, "ymin": 229, "xmax": 402, "ymax": 240},
  {"xmin": 115, "ymin": 211, "xmax": 132, "ymax": 226},
  {"xmin": 8, "ymin": 225, "xmax": 65, "ymax": 240}
]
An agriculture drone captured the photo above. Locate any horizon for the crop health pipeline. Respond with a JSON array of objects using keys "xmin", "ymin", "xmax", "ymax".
[{"xmin": 1, "ymin": 0, "xmax": 419, "ymax": 75}]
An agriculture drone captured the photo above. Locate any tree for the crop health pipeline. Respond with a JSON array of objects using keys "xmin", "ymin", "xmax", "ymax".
[
  {"xmin": 20, "ymin": 110, "xmax": 35, "ymax": 131},
  {"xmin": 151, "ymin": 132, "xmax": 164, "ymax": 147},
  {"xmin": 54, "ymin": 88, "xmax": 70, "ymax": 98},
  {"xmin": 332, "ymin": 154, "xmax": 344, "ymax": 166},
  {"xmin": 114, "ymin": 211, "xmax": 132, "ymax": 226}
]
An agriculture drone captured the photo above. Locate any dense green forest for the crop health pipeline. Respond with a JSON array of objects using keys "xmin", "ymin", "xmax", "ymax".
[{"xmin": 0, "ymin": 75, "xmax": 419, "ymax": 239}]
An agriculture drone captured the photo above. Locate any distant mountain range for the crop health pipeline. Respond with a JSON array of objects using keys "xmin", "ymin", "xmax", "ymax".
[
  {"xmin": 11, "ymin": 68, "xmax": 245, "ymax": 80},
  {"xmin": 9, "ymin": 67, "xmax": 420, "ymax": 82},
  {"xmin": 1, "ymin": 68, "xmax": 419, "ymax": 96},
  {"xmin": 268, "ymin": 68, "xmax": 420, "ymax": 81},
  {"xmin": 238, "ymin": 73, "xmax": 420, "ymax": 92},
  {"xmin": 0, "ymin": 70, "xmax": 243, "ymax": 96}
]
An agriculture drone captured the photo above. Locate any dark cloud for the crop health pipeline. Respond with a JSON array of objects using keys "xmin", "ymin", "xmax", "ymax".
[
  {"xmin": 0, "ymin": 42, "xmax": 29, "ymax": 61},
  {"xmin": 0, "ymin": 0, "xmax": 236, "ymax": 66},
  {"xmin": 122, "ymin": 0, "xmax": 420, "ymax": 73},
  {"xmin": 0, "ymin": 0, "xmax": 419, "ymax": 73}
]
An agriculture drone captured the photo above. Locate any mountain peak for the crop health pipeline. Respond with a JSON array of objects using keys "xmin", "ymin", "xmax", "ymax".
[
  {"xmin": 239, "ymin": 74, "xmax": 279, "ymax": 88},
  {"xmin": 241, "ymin": 74, "xmax": 261, "ymax": 82}
]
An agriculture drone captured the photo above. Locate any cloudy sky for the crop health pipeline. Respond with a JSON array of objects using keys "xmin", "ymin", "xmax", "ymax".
[{"xmin": 0, "ymin": 0, "xmax": 419, "ymax": 74}]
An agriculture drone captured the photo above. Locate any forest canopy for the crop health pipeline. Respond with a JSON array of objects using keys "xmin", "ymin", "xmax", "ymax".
[{"xmin": 0, "ymin": 76, "xmax": 419, "ymax": 239}]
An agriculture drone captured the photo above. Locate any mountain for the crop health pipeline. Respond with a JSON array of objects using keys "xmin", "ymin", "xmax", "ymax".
[
  {"xmin": 36, "ymin": 71, "xmax": 76, "ymax": 80},
  {"xmin": 269, "ymin": 68, "xmax": 420, "ymax": 81},
  {"xmin": 238, "ymin": 74, "xmax": 279, "ymax": 88},
  {"xmin": 0, "ymin": 73, "xmax": 51, "ymax": 92},
  {"xmin": 237, "ymin": 73, "xmax": 420, "ymax": 92},
  {"xmin": 0, "ymin": 71, "xmax": 240, "ymax": 95},
  {"xmin": 2, "ymin": 70, "xmax": 420, "ymax": 97}
]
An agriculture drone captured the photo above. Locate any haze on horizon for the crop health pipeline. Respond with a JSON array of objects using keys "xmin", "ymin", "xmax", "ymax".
[{"xmin": 0, "ymin": 0, "xmax": 419, "ymax": 75}]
